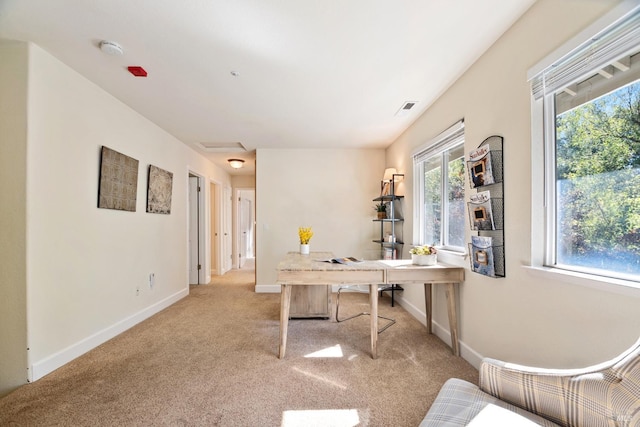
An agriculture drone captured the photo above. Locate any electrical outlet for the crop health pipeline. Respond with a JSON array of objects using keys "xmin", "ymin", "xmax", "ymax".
[{"xmin": 149, "ymin": 273, "xmax": 155, "ymax": 289}]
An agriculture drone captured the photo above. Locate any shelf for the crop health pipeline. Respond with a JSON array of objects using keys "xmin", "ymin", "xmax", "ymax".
[
  {"xmin": 373, "ymin": 195, "xmax": 404, "ymax": 202},
  {"xmin": 468, "ymin": 135, "xmax": 503, "ymax": 189},
  {"xmin": 373, "ymin": 174, "xmax": 404, "ymax": 306},
  {"xmin": 373, "ymin": 176, "xmax": 404, "ymax": 264},
  {"xmin": 469, "ymin": 242, "xmax": 505, "ymax": 278},
  {"xmin": 373, "ymin": 239, "xmax": 404, "ymax": 245}
]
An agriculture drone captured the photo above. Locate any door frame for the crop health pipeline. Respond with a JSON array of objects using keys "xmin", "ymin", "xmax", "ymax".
[
  {"xmin": 209, "ymin": 178, "xmax": 230, "ymax": 277},
  {"xmin": 221, "ymin": 185, "xmax": 233, "ymax": 273},
  {"xmin": 188, "ymin": 172, "xmax": 207, "ymax": 285},
  {"xmin": 235, "ymin": 188, "xmax": 255, "ymax": 268}
]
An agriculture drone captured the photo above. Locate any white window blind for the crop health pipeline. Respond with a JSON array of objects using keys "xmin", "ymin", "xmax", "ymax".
[
  {"xmin": 530, "ymin": 6, "xmax": 640, "ymax": 99},
  {"xmin": 412, "ymin": 120, "xmax": 465, "ymax": 164}
]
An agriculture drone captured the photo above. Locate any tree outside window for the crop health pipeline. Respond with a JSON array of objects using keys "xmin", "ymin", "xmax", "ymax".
[
  {"xmin": 419, "ymin": 144, "xmax": 465, "ymax": 251},
  {"xmin": 555, "ymin": 80, "xmax": 640, "ymax": 277}
]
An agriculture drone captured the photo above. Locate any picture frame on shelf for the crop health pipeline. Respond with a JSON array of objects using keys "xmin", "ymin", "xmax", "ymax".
[
  {"xmin": 467, "ymin": 145, "xmax": 495, "ymax": 188},
  {"xmin": 470, "ymin": 235, "xmax": 495, "ymax": 277},
  {"xmin": 468, "ymin": 191, "xmax": 495, "ymax": 231},
  {"xmin": 381, "ymin": 181, "xmax": 391, "ymax": 196}
]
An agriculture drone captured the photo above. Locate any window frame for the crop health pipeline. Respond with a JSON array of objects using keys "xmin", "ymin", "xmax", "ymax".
[
  {"xmin": 413, "ymin": 120, "xmax": 466, "ymax": 254},
  {"xmin": 529, "ymin": 1, "xmax": 640, "ymax": 289}
]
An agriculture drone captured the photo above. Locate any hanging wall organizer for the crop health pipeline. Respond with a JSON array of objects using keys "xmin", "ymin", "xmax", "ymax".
[{"xmin": 467, "ymin": 135, "xmax": 505, "ymax": 278}]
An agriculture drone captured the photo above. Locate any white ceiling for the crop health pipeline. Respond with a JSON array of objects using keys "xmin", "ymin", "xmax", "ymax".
[{"xmin": 0, "ymin": 0, "xmax": 536, "ymax": 175}]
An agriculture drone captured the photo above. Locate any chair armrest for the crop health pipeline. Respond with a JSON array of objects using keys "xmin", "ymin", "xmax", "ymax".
[
  {"xmin": 479, "ymin": 358, "xmax": 578, "ymax": 425},
  {"xmin": 478, "ymin": 354, "xmax": 640, "ymax": 427},
  {"xmin": 476, "ymin": 339, "xmax": 640, "ymax": 427}
]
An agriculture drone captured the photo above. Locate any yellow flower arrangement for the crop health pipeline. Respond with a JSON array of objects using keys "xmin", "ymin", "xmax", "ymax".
[{"xmin": 298, "ymin": 227, "xmax": 313, "ymax": 244}]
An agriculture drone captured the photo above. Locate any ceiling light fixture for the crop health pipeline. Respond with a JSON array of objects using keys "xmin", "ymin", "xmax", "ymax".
[
  {"xmin": 99, "ymin": 40, "xmax": 124, "ymax": 56},
  {"xmin": 228, "ymin": 159, "xmax": 245, "ymax": 169}
]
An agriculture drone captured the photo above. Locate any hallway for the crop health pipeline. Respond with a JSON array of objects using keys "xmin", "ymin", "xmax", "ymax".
[{"xmin": 206, "ymin": 257, "xmax": 255, "ymax": 286}]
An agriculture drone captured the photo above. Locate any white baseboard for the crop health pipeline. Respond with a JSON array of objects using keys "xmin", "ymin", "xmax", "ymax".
[
  {"xmin": 29, "ymin": 288, "xmax": 189, "ymax": 382},
  {"xmin": 459, "ymin": 340, "xmax": 484, "ymax": 369},
  {"xmin": 395, "ymin": 293, "xmax": 483, "ymax": 370}
]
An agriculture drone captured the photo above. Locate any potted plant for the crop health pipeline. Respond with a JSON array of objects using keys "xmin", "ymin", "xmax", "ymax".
[
  {"xmin": 374, "ymin": 202, "xmax": 387, "ymax": 219},
  {"xmin": 409, "ymin": 245, "xmax": 437, "ymax": 265},
  {"xmin": 298, "ymin": 226, "xmax": 313, "ymax": 255}
]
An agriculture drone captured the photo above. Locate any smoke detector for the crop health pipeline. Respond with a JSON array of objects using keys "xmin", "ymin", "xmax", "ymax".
[{"xmin": 99, "ymin": 40, "xmax": 124, "ymax": 56}]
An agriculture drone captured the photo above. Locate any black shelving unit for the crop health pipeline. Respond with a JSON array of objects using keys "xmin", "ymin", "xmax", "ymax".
[{"xmin": 373, "ymin": 173, "xmax": 404, "ymax": 304}]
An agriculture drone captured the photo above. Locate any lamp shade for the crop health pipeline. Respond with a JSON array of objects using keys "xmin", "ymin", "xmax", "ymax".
[{"xmin": 382, "ymin": 168, "xmax": 397, "ymax": 181}]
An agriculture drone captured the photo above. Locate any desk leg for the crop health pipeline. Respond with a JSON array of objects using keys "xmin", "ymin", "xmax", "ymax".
[
  {"xmin": 370, "ymin": 283, "xmax": 378, "ymax": 359},
  {"xmin": 445, "ymin": 282, "xmax": 460, "ymax": 356},
  {"xmin": 423, "ymin": 283, "xmax": 432, "ymax": 334},
  {"xmin": 279, "ymin": 284, "xmax": 292, "ymax": 359}
]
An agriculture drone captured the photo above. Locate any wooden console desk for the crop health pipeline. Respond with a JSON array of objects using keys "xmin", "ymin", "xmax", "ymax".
[{"xmin": 276, "ymin": 252, "xmax": 465, "ymax": 359}]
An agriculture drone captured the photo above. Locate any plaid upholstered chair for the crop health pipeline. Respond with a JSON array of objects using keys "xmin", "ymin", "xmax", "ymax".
[{"xmin": 420, "ymin": 337, "xmax": 640, "ymax": 426}]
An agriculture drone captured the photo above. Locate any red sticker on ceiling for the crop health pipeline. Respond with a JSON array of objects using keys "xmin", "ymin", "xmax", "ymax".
[{"xmin": 127, "ymin": 66, "xmax": 147, "ymax": 77}]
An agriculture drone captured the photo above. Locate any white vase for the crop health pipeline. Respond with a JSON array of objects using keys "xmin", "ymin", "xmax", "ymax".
[
  {"xmin": 300, "ymin": 244, "xmax": 310, "ymax": 255},
  {"xmin": 412, "ymin": 254, "xmax": 436, "ymax": 266}
]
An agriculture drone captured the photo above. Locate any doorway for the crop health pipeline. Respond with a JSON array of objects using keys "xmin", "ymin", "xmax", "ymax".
[
  {"xmin": 209, "ymin": 181, "xmax": 219, "ymax": 276},
  {"xmin": 206, "ymin": 180, "xmax": 232, "ymax": 278},
  {"xmin": 188, "ymin": 173, "xmax": 205, "ymax": 285},
  {"xmin": 236, "ymin": 189, "xmax": 255, "ymax": 269}
]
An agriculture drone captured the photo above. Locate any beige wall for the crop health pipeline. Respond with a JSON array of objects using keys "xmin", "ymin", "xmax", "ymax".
[
  {"xmin": 388, "ymin": 0, "xmax": 640, "ymax": 368},
  {"xmin": 256, "ymin": 149, "xmax": 385, "ymax": 290},
  {"xmin": 0, "ymin": 41, "xmax": 29, "ymax": 395},
  {"xmin": 0, "ymin": 42, "xmax": 230, "ymax": 395},
  {"xmin": 231, "ymin": 174, "xmax": 256, "ymax": 189}
]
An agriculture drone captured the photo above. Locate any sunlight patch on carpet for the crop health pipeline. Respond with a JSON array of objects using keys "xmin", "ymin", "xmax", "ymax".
[
  {"xmin": 291, "ymin": 367, "xmax": 347, "ymax": 390},
  {"xmin": 304, "ymin": 344, "xmax": 343, "ymax": 358},
  {"xmin": 282, "ymin": 409, "xmax": 359, "ymax": 427}
]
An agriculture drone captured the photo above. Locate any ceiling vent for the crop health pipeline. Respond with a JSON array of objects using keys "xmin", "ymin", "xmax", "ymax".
[
  {"xmin": 197, "ymin": 141, "xmax": 247, "ymax": 153},
  {"xmin": 395, "ymin": 101, "xmax": 418, "ymax": 117}
]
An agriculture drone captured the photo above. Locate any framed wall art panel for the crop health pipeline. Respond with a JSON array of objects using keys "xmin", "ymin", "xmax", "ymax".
[
  {"xmin": 146, "ymin": 165, "xmax": 173, "ymax": 214},
  {"xmin": 98, "ymin": 146, "xmax": 139, "ymax": 212}
]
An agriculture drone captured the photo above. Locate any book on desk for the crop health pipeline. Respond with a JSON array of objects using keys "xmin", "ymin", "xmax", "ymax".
[{"xmin": 314, "ymin": 257, "xmax": 362, "ymax": 265}]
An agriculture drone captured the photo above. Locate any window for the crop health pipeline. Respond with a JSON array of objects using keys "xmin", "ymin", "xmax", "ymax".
[
  {"xmin": 531, "ymin": 5, "xmax": 640, "ymax": 283},
  {"xmin": 413, "ymin": 120, "xmax": 465, "ymax": 252}
]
